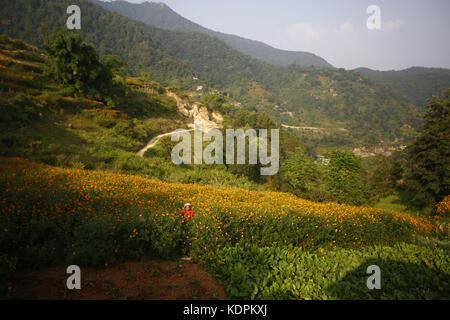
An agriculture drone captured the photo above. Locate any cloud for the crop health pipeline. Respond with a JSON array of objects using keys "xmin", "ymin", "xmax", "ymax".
[
  {"xmin": 287, "ymin": 21, "xmax": 355, "ymax": 47},
  {"xmin": 383, "ymin": 19, "xmax": 405, "ymax": 32},
  {"xmin": 337, "ymin": 21, "xmax": 354, "ymax": 33},
  {"xmin": 282, "ymin": 21, "xmax": 373, "ymax": 68},
  {"xmin": 281, "ymin": 18, "xmax": 412, "ymax": 69},
  {"xmin": 287, "ymin": 23, "xmax": 321, "ymax": 41}
]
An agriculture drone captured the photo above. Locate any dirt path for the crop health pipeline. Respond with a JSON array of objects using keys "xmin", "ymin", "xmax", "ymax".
[
  {"xmin": 281, "ymin": 124, "xmax": 348, "ymax": 132},
  {"xmin": 282, "ymin": 124, "xmax": 323, "ymax": 130},
  {"xmin": 137, "ymin": 129, "xmax": 193, "ymax": 157}
]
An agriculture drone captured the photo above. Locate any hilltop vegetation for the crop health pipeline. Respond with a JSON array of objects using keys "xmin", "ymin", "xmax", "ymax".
[
  {"xmin": 354, "ymin": 67, "xmax": 450, "ymax": 109},
  {"xmin": 95, "ymin": 0, "xmax": 450, "ymax": 122},
  {"xmin": 0, "ymin": 0, "xmax": 422, "ymax": 147},
  {"xmin": 0, "ymin": 33, "xmax": 178, "ymax": 167}
]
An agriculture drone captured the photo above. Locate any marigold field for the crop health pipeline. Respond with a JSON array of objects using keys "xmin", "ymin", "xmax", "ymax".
[{"xmin": 1, "ymin": 157, "xmax": 449, "ymax": 299}]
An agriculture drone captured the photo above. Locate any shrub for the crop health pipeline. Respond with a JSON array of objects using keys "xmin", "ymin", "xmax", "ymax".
[
  {"xmin": 135, "ymin": 212, "xmax": 186, "ymax": 259},
  {"xmin": 436, "ymin": 196, "xmax": 450, "ymax": 217},
  {"xmin": 113, "ymin": 122, "xmax": 136, "ymax": 139},
  {"xmin": 70, "ymin": 219, "xmax": 137, "ymax": 267},
  {"xmin": 94, "ymin": 114, "xmax": 116, "ymax": 128},
  {"xmin": 207, "ymin": 243, "xmax": 450, "ymax": 300}
]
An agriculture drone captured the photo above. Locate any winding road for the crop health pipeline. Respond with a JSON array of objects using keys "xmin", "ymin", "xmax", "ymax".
[
  {"xmin": 137, "ymin": 129, "xmax": 193, "ymax": 157},
  {"xmin": 281, "ymin": 124, "xmax": 348, "ymax": 132}
]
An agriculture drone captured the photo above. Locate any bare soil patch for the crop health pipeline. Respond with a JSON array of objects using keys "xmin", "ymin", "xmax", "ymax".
[{"xmin": 12, "ymin": 260, "xmax": 227, "ymax": 300}]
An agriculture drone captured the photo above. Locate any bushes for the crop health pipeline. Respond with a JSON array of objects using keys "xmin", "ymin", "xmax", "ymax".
[
  {"xmin": 276, "ymin": 149, "xmax": 368, "ymax": 206},
  {"xmin": 114, "ymin": 152, "xmax": 162, "ymax": 177},
  {"xmin": 0, "ymin": 216, "xmax": 66, "ymax": 270},
  {"xmin": 186, "ymin": 203, "xmax": 419, "ymax": 260},
  {"xmin": 68, "ymin": 211, "xmax": 191, "ymax": 265},
  {"xmin": 176, "ymin": 167, "xmax": 267, "ymax": 190},
  {"xmin": 0, "ymin": 93, "xmax": 38, "ymax": 125},
  {"xmin": 113, "ymin": 122, "xmax": 138, "ymax": 139},
  {"xmin": 0, "ymin": 159, "xmax": 186, "ymax": 267},
  {"xmin": 1, "ymin": 212, "xmax": 188, "ymax": 269},
  {"xmin": 276, "ymin": 151, "xmax": 328, "ymax": 202},
  {"xmin": 326, "ymin": 150, "xmax": 366, "ymax": 205},
  {"xmin": 70, "ymin": 219, "xmax": 133, "ymax": 267},
  {"xmin": 94, "ymin": 114, "xmax": 116, "ymax": 128},
  {"xmin": 436, "ymin": 196, "xmax": 450, "ymax": 217},
  {"xmin": 0, "ymin": 157, "xmax": 441, "ymax": 299},
  {"xmin": 206, "ymin": 243, "xmax": 450, "ymax": 300},
  {"xmin": 134, "ymin": 212, "xmax": 187, "ymax": 259}
]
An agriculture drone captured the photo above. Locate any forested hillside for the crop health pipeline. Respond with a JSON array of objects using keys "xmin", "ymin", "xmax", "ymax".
[
  {"xmin": 0, "ymin": 32, "xmax": 279, "ymax": 192},
  {"xmin": 93, "ymin": 0, "xmax": 333, "ymax": 68},
  {"xmin": 0, "ymin": 0, "xmax": 420, "ymax": 146},
  {"xmin": 354, "ymin": 67, "xmax": 450, "ymax": 108}
]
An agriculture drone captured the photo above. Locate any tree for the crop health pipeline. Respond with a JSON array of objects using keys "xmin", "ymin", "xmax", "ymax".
[
  {"xmin": 325, "ymin": 150, "xmax": 366, "ymax": 205},
  {"xmin": 43, "ymin": 28, "xmax": 113, "ymax": 99},
  {"xmin": 404, "ymin": 89, "xmax": 450, "ymax": 208},
  {"xmin": 361, "ymin": 154, "xmax": 397, "ymax": 200},
  {"xmin": 256, "ymin": 112, "xmax": 276, "ymax": 130},
  {"xmin": 102, "ymin": 54, "xmax": 127, "ymax": 79},
  {"xmin": 275, "ymin": 150, "xmax": 328, "ymax": 202}
]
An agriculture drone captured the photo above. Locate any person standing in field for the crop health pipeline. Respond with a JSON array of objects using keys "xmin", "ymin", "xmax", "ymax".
[
  {"xmin": 180, "ymin": 203, "xmax": 195, "ymax": 222},
  {"xmin": 179, "ymin": 203, "xmax": 194, "ymax": 259}
]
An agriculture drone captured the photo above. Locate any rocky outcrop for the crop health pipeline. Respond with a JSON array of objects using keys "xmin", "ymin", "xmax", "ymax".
[
  {"xmin": 137, "ymin": 91, "xmax": 225, "ymax": 157},
  {"xmin": 211, "ymin": 111, "xmax": 223, "ymax": 123},
  {"xmin": 167, "ymin": 91, "xmax": 222, "ymax": 131}
]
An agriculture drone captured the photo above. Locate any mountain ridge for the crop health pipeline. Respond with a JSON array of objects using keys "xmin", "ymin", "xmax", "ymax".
[
  {"xmin": 353, "ymin": 66, "xmax": 450, "ymax": 108},
  {"xmin": 93, "ymin": 0, "xmax": 449, "ymax": 109},
  {"xmin": 92, "ymin": 0, "xmax": 334, "ymax": 68}
]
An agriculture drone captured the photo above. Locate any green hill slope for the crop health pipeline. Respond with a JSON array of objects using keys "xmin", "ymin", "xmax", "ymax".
[
  {"xmin": 354, "ymin": 67, "xmax": 450, "ymax": 109},
  {"xmin": 0, "ymin": 34, "xmax": 270, "ymax": 191},
  {"xmin": 0, "ymin": 0, "xmax": 420, "ymax": 145},
  {"xmin": 0, "ymin": 0, "xmax": 194, "ymax": 82},
  {"xmin": 0, "ymin": 34, "xmax": 179, "ymax": 173}
]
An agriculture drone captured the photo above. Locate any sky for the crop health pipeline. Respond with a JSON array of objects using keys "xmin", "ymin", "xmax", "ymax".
[{"xmin": 101, "ymin": 0, "xmax": 450, "ymax": 70}]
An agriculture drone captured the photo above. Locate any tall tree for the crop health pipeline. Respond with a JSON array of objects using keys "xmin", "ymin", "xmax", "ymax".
[
  {"xmin": 43, "ymin": 28, "xmax": 112, "ymax": 99},
  {"xmin": 325, "ymin": 150, "xmax": 366, "ymax": 205},
  {"xmin": 404, "ymin": 89, "xmax": 450, "ymax": 208}
]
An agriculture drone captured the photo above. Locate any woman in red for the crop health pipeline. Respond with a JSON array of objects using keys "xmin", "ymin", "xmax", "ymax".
[
  {"xmin": 180, "ymin": 203, "xmax": 195, "ymax": 222},
  {"xmin": 180, "ymin": 203, "xmax": 194, "ymax": 258}
]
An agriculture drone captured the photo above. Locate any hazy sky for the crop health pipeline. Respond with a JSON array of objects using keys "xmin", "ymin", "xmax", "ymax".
[{"xmin": 101, "ymin": 0, "xmax": 450, "ymax": 70}]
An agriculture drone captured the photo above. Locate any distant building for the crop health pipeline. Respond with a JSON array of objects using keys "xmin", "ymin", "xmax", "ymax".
[
  {"xmin": 316, "ymin": 155, "xmax": 330, "ymax": 166},
  {"xmin": 353, "ymin": 147, "xmax": 372, "ymax": 157}
]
